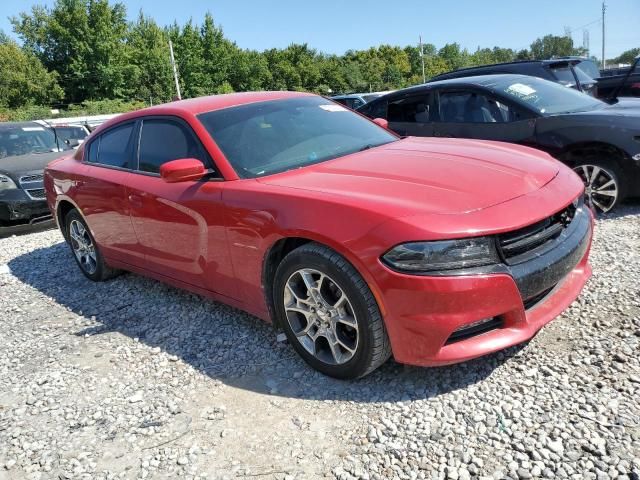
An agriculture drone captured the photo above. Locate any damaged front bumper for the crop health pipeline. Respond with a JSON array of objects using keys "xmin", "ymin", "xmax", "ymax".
[{"xmin": 0, "ymin": 189, "xmax": 53, "ymax": 230}]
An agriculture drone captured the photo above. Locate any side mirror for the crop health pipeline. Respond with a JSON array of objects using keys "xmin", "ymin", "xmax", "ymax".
[
  {"xmin": 65, "ymin": 138, "xmax": 81, "ymax": 148},
  {"xmin": 373, "ymin": 118, "xmax": 389, "ymax": 130},
  {"xmin": 160, "ymin": 158, "xmax": 206, "ymax": 183}
]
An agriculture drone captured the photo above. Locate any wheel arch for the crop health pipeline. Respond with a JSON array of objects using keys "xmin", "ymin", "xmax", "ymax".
[
  {"xmin": 55, "ymin": 198, "xmax": 81, "ymax": 239},
  {"xmin": 261, "ymin": 235, "xmax": 386, "ymax": 330},
  {"xmin": 262, "ymin": 237, "xmax": 313, "ymax": 329},
  {"xmin": 558, "ymin": 141, "xmax": 630, "ymax": 170}
]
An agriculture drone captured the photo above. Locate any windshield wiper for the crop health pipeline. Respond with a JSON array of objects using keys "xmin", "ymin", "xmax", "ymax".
[{"xmin": 359, "ymin": 144, "xmax": 376, "ymax": 152}]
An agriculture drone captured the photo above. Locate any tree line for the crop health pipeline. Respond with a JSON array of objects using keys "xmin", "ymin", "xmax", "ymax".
[{"xmin": 0, "ymin": 0, "xmax": 637, "ymax": 120}]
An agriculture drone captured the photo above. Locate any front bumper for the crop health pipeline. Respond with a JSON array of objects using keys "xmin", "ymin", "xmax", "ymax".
[
  {"xmin": 0, "ymin": 189, "xmax": 52, "ymax": 226},
  {"xmin": 377, "ymin": 207, "xmax": 593, "ymax": 367}
]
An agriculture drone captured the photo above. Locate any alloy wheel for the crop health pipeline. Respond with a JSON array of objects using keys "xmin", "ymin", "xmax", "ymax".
[
  {"xmin": 283, "ymin": 268, "xmax": 359, "ymax": 365},
  {"xmin": 69, "ymin": 219, "xmax": 97, "ymax": 275},
  {"xmin": 573, "ymin": 164, "xmax": 618, "ymax": 213}
]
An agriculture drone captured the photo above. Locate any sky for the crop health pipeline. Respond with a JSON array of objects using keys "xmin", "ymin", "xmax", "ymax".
[{"xmin": 1, "ymin": 0, "xmax": 638, "ymax": 60}]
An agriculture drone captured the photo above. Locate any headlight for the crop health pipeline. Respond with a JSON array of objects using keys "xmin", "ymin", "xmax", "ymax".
[
  {"xmin": 0, "ymin": 174, "xmax": 17, "ymax": 191},
  {"xmin": 382, "ymin": 237, "xmax": 500, "ymax": 273}
]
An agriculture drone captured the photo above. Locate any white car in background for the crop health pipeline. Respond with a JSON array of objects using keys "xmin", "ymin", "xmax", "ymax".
[
  {"xmin": 331, "ymin": 91, "xmax": 395, "ymax": 109},
  {"xmin": 36, "ymin": 114, "xmax": 122, "ymax": 149}
]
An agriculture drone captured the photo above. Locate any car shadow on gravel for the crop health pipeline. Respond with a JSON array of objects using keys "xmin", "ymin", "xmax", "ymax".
[{"xmin": 8, "ymin": 241, "xmax": 525, "ymax": 403}]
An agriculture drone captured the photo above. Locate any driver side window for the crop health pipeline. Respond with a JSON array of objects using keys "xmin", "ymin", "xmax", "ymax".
[
  {"xmin": 137, "ymin": 119, "xmax": 213, "ymax": 174},
  {"xmin": 439, "ymin": 91, "xmax": 526, "ymax": 123}
]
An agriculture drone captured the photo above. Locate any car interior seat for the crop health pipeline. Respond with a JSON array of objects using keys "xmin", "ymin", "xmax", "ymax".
[
  {"xmin": 414, "ymin": 103, "xmax": 430, "ymax": 123},
  {"xmin": 464, "ymin": 94, "xmax": 496, "ymax": 123}
]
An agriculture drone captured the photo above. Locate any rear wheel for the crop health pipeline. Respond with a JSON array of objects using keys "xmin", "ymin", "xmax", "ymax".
[
  {"xmin": 273, "ymin": 243, "xmax": 391, "ymax": 379},
  {"xmin": 64, "ymin": 209, "xmax": 121, "ymax": 281},
  {"xmin": 572, "ymin": 160, "xmax": 623, "ymax": 213}
]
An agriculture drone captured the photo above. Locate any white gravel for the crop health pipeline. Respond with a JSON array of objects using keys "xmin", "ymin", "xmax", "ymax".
[{"xmin": 1, "ymin": 203, "xmax": 639, "ymax": 480}]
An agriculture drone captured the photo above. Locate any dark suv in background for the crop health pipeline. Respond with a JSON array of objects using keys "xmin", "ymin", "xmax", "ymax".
[
  {"xmin": 0, "ymin": 122, "xmax": 68, "ymax": 233},
  {"xmin": 430, "ymin": 57, "xmax": 640, "ymax": 100},
  {"xmin": 430, "ymin": 58, "xmax": 600, "ymax": 96}
]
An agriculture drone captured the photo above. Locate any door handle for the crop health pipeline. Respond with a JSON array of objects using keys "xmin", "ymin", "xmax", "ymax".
[{"xmin": 128, "ymin": 194, "xmax": 143, "ymax": 208}]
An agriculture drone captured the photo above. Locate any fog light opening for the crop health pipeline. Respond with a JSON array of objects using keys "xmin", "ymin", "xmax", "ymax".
[{"xmin": 445, "ymin": 317, "xmax": 503, "ymax": 345}]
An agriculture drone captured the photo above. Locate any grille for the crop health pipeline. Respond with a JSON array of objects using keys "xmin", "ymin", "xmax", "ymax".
[
  {"xmin": 26, "ymin": 188, "xmax": 46, "ymax": 199},
  {"xmin": 19, "ymin": 174, "xmax": 44, "ymax": 184},
  {"xmin": 498, "ymin": 202, "xmax": 578, "ymax": 264}
]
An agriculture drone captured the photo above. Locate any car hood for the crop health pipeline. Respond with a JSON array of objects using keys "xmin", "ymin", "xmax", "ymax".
[
  {"xmin": 574, "ymin": 99, "xmax": 640, "ymax": 117},
  {"xmin": 258, "ymin": 137, "xmax": 560, "ymax": 215},
  {"xmin": 0, "ymin": 151, "xmax": 67, "ymax": 181}
]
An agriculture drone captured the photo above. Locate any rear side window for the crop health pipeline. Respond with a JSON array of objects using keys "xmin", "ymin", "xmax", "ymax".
[
  {"xmin": 89, "ymin": 123, "xmax": 134, "ymax": 168},
  {"xmin": 138, "ymin": 119, "xmax": 207, "ymax": 174}
]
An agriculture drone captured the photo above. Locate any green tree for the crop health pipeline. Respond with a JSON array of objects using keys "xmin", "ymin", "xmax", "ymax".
[
  {"xmin": 11, "ymin": 0, "xmax": 131, "ymax": 103},
  {"xmin": 608, "ymin": 48, "xmax": 640, "ymax": 65},
  {"xmin": 229, "ymin": 49, "xmax": 271, "ymax": 91},
  {"xmin": 438, "ymin": 43, "xmax": 470, "ymax": 70},
  {"xmin": 125, "ymin": 12, "xmax": 173, "ymax": 103},
  {"xmin": 528, "ymin": 34, "xmax": 586, "ymax": 59},
  {"xmin": 168, "ymin": 20, "xmax": 206, "ymax": 97},
  {"xmin": 0, "ymin": 39, "xmax": 63, "ymax": 108}
]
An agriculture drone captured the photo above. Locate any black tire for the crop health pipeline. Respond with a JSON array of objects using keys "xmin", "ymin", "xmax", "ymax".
[
  {"xmin": 571, "ymin": 158, "xmax": 625, "ymax": 213},
  {"xmin": 273, "ymin": 242, "xmax": 391, "ymax": 379},
  {"xmin": 64, "ymin": 209, "xmax": 121, "ymax": 281}
]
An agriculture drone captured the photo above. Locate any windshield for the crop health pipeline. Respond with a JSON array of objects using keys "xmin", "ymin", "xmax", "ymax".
[
  {"xmin": 575, "ymin": 60, "xmax": 601, "ymax": 79},
  {"xmin": 0, "ymin": 125, "xmax": 61, "ymax": 159},
  {"xmin": 494, "ymin": 77, "xmax": 605, "ymax": 115},
  {"xmin": 198, "ymin": 96, "xmax": 397, "ymax": 178}
]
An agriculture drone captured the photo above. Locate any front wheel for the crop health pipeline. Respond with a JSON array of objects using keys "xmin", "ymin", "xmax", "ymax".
[
  {"xmin": 572, "ymin": 161, "xmax": 622, "ymax": 213},
  {"xmin": 273, "ymin": 243, "xmax": 391, "ymax": 379}
]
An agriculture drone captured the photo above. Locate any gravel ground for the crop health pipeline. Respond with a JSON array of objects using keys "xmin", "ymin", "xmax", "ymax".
[{"xmin": 0, "ymin": 203, "xmax": 639, "ymax": 480}]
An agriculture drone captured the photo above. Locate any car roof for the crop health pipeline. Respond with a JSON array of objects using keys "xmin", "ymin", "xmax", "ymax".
[
  {"xmin": 332, "ymin": 94, "xmax": 365, "ymax": 99},
  {"xmin": 0, "ymin": 121, "xmax": 46, "ymax": 130},
  {"xmin": 387, "ymin": 73, "xmax": 532, "ymax": 96},
  {"xmin": 142, "ymin": 91, "xmax": 313, "ymax": 116},
  {"xmin": 92, "ymin": 91, "xmax": 315, "ymax": 133},
  {"xmin": 92, "ymin": 91, "xmax": 316, "ymax": 135},
  {"xmin": 430, "ymin": 58, "xmax": 587, "ymax": 82}
]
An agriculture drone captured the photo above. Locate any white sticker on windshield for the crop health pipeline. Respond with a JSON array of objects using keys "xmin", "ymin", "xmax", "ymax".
[
  {"xmin": 21, "ymin": 127, "xmax": 45, "ymax": 131},
  {"xmin": 506, "ymin": 83, "xmax": 537, "ymax": 96},
  {"xmin": 319, "ymin": 104, "xmax": 348, "ymax": 112}
]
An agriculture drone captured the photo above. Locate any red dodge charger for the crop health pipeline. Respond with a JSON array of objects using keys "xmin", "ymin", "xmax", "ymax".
[{"xmin": 44, "ymin": 92, "xmax": 593, "ymax": 378}]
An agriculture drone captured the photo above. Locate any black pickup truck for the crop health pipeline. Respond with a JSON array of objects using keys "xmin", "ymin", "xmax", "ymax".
[
  {"xmin": 0, "ymin": 122, "xmax": 70, "ymax": 233},
  {"xmin": 597, "ymin": 59, "xmax": 640, "ymax": 98},
  {"xmin": 430, "ymin": 56, "xmax": 640, "ymax": 101}
]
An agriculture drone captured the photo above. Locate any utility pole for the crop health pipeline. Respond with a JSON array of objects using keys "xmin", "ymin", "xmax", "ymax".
[
  {"xmin": 601, "ymin": 2, "xmax": 606, "ymax": 69},
  {"xmin": 169, "ymin": 40, "xmax": 182, "ymax": 100},
  {"xmin": 583, "ymin": 29, "xmax": 590, "ymax": 57},
  {"xmin": 419, "ymin": 35, "xmax": 426, "ymax": 84}
]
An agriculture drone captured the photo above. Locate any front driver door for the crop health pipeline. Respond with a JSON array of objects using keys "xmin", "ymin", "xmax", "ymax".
[
  {"xmin": 127, "ymin": 116, "xmax": 233, "ymax": 293},
  {"xmin": 433, "ymin": 89, "xmax": 537, "ymax": 144}
]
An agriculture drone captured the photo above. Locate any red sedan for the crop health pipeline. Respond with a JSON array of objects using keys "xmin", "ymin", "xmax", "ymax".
[{"xmin": 44, "ymin": 92, "xmax": 593, "ymax": 379}]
